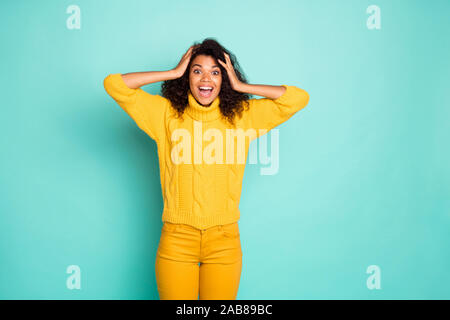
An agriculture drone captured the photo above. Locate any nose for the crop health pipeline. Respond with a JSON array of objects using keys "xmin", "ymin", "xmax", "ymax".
[{"xmin": 201, "ymin": 74, "xmax": 212, "ymax": 82}]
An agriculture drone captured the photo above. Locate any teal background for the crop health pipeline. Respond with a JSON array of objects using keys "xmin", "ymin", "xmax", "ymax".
[{"xmin": 1, "ymin": 0, "xmax": 449, "ymax": 299}]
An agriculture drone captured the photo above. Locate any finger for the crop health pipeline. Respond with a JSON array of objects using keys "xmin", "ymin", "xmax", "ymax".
[{"xmin": 218, "ymin": 59, "xmax": 227, "ymax": 69}]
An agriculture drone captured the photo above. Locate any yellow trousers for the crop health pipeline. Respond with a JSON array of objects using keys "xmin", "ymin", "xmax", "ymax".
[{"xmin": 155, "ymin": 221, "xmax": 243, "ymax": 300}]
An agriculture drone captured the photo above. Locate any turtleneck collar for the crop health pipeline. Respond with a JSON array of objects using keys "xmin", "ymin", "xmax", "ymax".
[{"xmin": 186, "ymin": 90, "xmax": 222, "ymax": 122}]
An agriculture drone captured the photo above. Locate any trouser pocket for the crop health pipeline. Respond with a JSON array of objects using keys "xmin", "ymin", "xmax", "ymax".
[
  {"xmin": 162, "ymin": 222, "xmax": 179, "ymax": 233},
  {"xmin": 220, "ymin": 222, "xmax": 240, "ymax": 238}
]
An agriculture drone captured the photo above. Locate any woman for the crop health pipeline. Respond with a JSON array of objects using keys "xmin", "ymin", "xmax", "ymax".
[{"xmin": 103, "ymin": 38, "xmax": 310, "ymax": 300}]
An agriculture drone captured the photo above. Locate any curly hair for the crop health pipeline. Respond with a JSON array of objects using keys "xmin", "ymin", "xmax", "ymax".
[{"xmin": 161, "ymin": 38, "xmax": 252, "ymax": 126}]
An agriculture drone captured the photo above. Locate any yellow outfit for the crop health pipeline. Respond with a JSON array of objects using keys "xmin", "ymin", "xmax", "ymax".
[
  {"xmin": 104, "ymin": 72, "xmax": 309, "ymax": 300},
  {"xmin": 103, "ymin": 73, "xmax": 310, "ymax": 230}
]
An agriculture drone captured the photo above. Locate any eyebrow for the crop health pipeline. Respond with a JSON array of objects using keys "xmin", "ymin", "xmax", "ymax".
[{"xmin": 192, "ymin": 64, "xmax": 220, "ymax": 69}]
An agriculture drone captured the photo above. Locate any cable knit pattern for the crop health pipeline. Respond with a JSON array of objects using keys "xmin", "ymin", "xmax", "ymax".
[
  {"xmin": 103, "ymin": 73, "xmax": 310, "ymax": 230},
  {"xmin": 164, "ymin": 116, "xmax": 179, "ymax": 212},
  {"xmin": 192, "ymin": 120, "xmax": 203, "ymax": 217},
  {"xmin": 227, "ymin": 164, "xmax": 238, "ymax": 213}
]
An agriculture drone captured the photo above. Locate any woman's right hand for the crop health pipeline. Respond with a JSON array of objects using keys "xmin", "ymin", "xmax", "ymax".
[{"xmin": 172, "ymin": 45, "xmax": 197, "ymax": 78}]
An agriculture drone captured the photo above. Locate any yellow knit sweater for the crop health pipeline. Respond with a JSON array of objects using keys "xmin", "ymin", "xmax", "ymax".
[{"xmin": 103, "ymin": 73, "xmax": 309, "ymax": 229}]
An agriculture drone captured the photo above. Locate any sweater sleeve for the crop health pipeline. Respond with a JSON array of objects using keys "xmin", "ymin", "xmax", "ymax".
[
  {"xmin": 103, "ymin": 73, "xmax": 169, "ymax": 142},
  {"xmin": 242, "ymin": 84, "xmax": 310, "ymax": 139}
]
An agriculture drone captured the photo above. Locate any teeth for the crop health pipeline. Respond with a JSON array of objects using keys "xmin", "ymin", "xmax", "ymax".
[{"xmin": 199, "ymin": 87, "xmax": 213, "ymax": 90}]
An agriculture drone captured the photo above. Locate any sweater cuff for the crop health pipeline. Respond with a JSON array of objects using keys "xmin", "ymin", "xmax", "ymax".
[
  {"xmin": 273, "ymin": 85, "xmax": 292, "ymax": 105},
  {"xmin": 109, "ymin": 73, "xmax": 139, "ymax": 95},
  {"xmin": 273, "ymin": 84, "xmax": 309, "ymax": 108}
]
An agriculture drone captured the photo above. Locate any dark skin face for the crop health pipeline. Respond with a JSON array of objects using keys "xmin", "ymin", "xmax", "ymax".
[{"xmin": 189, "ymin": 55, "xmax": 222, "ymax": 106}]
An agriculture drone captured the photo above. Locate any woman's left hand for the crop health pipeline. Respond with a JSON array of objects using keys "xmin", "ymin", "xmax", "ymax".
[{"xmin": 218, "ymin": 52, "xmax": 244, "ymax": 91}]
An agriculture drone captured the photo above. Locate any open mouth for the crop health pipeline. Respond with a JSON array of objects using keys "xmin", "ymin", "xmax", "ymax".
[{"xmin": 198, "ymin": 86, "xmax": 213, "ymax": 98}]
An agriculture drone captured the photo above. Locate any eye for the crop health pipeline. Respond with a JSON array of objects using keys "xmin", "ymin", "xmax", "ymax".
[{"xmin": 193, "ymin": 69, "xmax": 220, "ymax": 75}]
